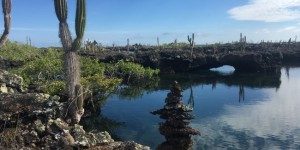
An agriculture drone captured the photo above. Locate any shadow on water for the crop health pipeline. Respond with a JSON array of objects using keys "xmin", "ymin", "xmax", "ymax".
[
  {"xmin": 151, "ymin": 81, "xmax": 200, "ymax": 150},
  {"xmin": 80, "ymin": 113, "xmax": 124, "ymax": 141},
  {"xmin": 158, "ymin": 70, "xmax": 281, "ymax": 91},
  {"xmin": 115, "ymin": 69, "xmax": 281, "ymax": 102}
]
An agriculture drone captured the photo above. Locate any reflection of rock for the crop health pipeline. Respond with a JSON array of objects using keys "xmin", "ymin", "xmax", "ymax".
[{"xmin": 151, "ymin": 81, "xmax": 200, "ymax": 150}]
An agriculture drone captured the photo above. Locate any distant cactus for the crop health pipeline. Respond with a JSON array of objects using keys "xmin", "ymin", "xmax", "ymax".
[
  {"xmin": 54, "ymin": 0, "xmax": 86, "ymax": 124},
  {"xmin": 174, "ymin": 38, "xmax": 178, "ymax": 49},
  {"xmin": 0, "ymin": 0, "xmax": 11, "ymax": 46},
  {"xmin": 127, "ymin": 38, "xmax": 130, "ymax": 51},
  {"xmin": 239, "ymin": 33, "xmax": 246, "ymax": 51},
  {"xmin": 26, "ymin": 36, "xmax": 31, "ymax": 46},
  {"xmin": 288, "ymin": 38, "xmax": 291, "ymax": 50},
  {"xmin": 187, "ymin": 33, "xmax": 195, "ymax": 55}
]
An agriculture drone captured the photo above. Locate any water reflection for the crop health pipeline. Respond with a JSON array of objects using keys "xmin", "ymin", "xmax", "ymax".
[
  {"xmin": 187, "ymin": 86, "xmax": 195, "ymax": 108},
  {"xmin": 192, "ymin": 67, "xmax": 300, "ymax": 149},
  {"xmin": 239, "ymin": 85, "xmax": 245, "ymax": 102},
  {"xmin": 116, "ymin": 70, "xmax": 281, "ymax": 102},
  {"xmin": 80, "ymin": 113, "xmax": 123, "ymax": 140},
  {"xmin": 151, "ymin": 81, "xmax": 200, "ymax": 150},
  {"xmin": 159, "ymin": 71, "xmax": 281, "ymax": 90},
  {"xmin": 101, "ymin": 67, "xmax": 294, "ymax": 149}
]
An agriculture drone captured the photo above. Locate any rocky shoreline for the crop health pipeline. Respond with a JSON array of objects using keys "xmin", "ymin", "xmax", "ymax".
[
  {"xmin": 81, "ymin": 48, "xmax": 300, "ymax": 73},
  {"xmin": 0, "ymin": 69, "xmax": 150, "ymax": 150}
]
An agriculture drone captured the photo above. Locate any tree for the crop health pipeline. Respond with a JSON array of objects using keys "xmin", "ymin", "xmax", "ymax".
[
  {"xmin": 54, "ymin": 0, "xmax": 86, "ymax": 124},
  {"xmin": 0, "ymin": 0, "xmax": 11, "ymax": 46}
]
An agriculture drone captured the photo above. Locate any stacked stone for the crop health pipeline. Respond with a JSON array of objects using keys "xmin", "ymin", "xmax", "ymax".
[
  {"xmin": 164, "ymin": 81, "xmax": 184, "ymax": 110},
  {"xmin": 151, "ymin": 81, "xmax": 200, "ymax": 150}
]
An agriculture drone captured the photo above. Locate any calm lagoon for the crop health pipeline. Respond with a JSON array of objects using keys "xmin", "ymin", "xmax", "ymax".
[{"xmin": 101, "ymin": 66, "xmax": 300, "ymax": 149}]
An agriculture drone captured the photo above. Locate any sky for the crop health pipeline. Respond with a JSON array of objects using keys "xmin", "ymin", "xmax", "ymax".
[{"xmin": 1, "ymin": 0, "xmax": 300, "ymax": 47}]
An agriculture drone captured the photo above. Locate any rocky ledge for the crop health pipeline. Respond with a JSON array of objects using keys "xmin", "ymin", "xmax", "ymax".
[
  {"xmin": 0, "ymin": 69, "xmax": 150, "ymax": 150},
  {"xmin": 82, "ymin": 49, "xmax": 287, "ymax": 73}
]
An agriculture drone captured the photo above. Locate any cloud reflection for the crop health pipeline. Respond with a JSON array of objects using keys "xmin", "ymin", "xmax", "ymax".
[{"xmin": 192, "ymin": 68, "xmax": 300, "ymax": 149}]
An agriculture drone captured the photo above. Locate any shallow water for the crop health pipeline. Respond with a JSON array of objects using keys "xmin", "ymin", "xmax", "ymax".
[{"xmin": 101, "ymin": 66, "xmax": 300, "ymax": 149}]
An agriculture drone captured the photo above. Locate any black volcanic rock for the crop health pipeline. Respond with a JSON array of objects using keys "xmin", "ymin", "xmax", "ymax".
[{"xmin": 88, "ymin": 49, "xmax": 286, "ymax": 73}]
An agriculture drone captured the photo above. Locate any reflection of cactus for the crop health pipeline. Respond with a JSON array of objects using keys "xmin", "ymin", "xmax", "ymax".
[
  {"xmin": 0, "ymin": 0, "xmax": 11, "ymax": 46},
  {"xmin": 187, "ymin": 86, "xmax": 194, "ymax": 108},
  {"xmin": 239, "ymin": 85, "xmax": 245, "ymax": 102},
  {"xmin": 54, "ymin": 0, "xmax": 86, "ymax": 124},
  {"xmin": 187, "ymin": 33, "xmax": 195, "ymax": 55}
]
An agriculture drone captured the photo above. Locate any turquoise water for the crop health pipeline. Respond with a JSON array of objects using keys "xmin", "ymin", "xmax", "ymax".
[{"xmin": 101, "ymin": 67, "xmax": 300, "ymax": 149}]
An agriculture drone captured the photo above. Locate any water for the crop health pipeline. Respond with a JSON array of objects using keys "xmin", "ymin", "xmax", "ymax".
[{"xmin": 100, "ymin": 66, "xmax": 300, "ymax": 149}]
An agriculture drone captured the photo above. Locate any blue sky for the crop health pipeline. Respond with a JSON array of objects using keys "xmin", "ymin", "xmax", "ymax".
[{"xmin": 2, "ymin": 0, "xmax": 300, "ymax": 47}]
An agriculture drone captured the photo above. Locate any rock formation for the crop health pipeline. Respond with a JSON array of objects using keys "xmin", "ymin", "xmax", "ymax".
[
  {"xmin": 85, "ymin": 49, "xmax": 287, "ymax": 73},
  {"xmin": 0, "ymin": 69, "xmax": 150, "ymax": 149},
  {"xmin": 151, "ymin": 81, "xmax": 200, "ymax": 150}
]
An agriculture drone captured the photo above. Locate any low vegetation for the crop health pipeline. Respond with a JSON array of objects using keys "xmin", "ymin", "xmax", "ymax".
[
  {"xmin": 0, "ymin": 40, "xmax": 40, "ymax": 61},
  {"xmin": 0, "ymin": 42, "xmax": 159, "ymax": 99}
]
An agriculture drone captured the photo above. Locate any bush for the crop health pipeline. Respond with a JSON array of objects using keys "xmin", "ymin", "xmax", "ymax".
[
  {"xmin": 81, "ymin": 74, "xmax": 122, "ymax": 97},
  {"xmin": 42, "ymin": 80, "xmax": 65, "ymax": 96},
  {"xmin": 105, "ymin": 60, "xmax": 160, "ymax": 84},
  {"xmin": 81, "ymin": 57, "xmax": 105, "ymax": 77},
  {"xmin": 10, "ymin": 48, "xmax": 63, "ymax": 86},
  {"xmin": 0, "ymin": 40, "xmax": 41, "ymax": 61},
  {"xmin": 7, "ymin": 43, "xmax": 160, "ymax": 97}
]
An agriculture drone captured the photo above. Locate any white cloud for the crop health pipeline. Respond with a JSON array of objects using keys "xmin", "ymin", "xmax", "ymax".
[{"xmin": 228, "ymin": 0, "xmax": 300, "ymax": 22}]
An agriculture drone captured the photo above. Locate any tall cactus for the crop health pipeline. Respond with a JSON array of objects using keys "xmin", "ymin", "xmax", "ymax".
[
  {"xmin": 239, "ymin": 33, "xmax": 246, "ymax": 51},
  {"xmin": 127, "ymin": 38, "xmax": 129, "ymax": 52},
  {"xmin": 0, "ymin": 0, "xmax": 11, "ymax": 46},
  {"xmin": 188, "ymin": 33, "xmax": 195, "ymax": 56},
  {"xmin": 54, "ymin": 0, "xmax": 86, "ymax": 124}
]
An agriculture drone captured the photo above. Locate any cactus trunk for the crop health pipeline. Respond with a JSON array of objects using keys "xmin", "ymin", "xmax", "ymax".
[
  {"xmin": 0, "ymin": 0, "xmax": 11, "ymax": 46},
  {"xmin": 59, "ymin": 22, "xmax": 72, "ymax": 51}
]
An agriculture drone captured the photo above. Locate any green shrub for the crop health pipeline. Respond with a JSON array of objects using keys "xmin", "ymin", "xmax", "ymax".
[
  {"xmin": 81, "ymin": 74, "xmax": 122, "ymax": 96},
  {"xmin": 105, "ymin": 60, "xmax": 160, "ymax": 84},
  {"xmin": 42, "ymin": 80, "xmax": 65, "ymax": 96},
  {"xmin": 0, "ymin": 40, "xmax": 41, "ymax": 61},
  {"xmin": 10, "ymin": 48, "xmax": 63, "ymax": 86},
  {"xmin": 7, "ymin": 43, "xmax": 160, "ymax": 97},
  {"xmin": 81, "ymin": 57, "xmax": 105, "ymax": 77}
]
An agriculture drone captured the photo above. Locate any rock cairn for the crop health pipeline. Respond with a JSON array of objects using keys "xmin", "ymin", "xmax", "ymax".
[{"xmin": 151, "ymin": 81, "xmax": 200, "ymax": 150}]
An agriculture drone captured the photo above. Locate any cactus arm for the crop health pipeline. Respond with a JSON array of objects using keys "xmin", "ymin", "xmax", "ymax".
[
  {"xmin": 0, "ymin": 0, "xmax": 11, "ymax": 46},
  {"xmin": 54, "ymin": 0, "xmax": 72, "ymax": 51},
  {"xmin": 54, "ymin": 0, "xmax": 67, "ymax": 22},
  {"xmin": 75, "ymin": 0, "xmax": 86, "ymax": 38},
  {"xmin": 72, "ymin": 0, "xmax": 86, "ymax": 51}
]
